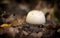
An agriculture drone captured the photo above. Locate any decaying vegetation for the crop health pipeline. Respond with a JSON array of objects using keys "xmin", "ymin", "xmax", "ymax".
[{"xmin": 0, "ymin": 0, "xmax": 60, "ymax": 38}]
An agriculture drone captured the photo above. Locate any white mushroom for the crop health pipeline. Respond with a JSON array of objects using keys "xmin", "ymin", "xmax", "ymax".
[{"xmin": 26, "ymin": 10, "xmax": 46, "ymax": 25}]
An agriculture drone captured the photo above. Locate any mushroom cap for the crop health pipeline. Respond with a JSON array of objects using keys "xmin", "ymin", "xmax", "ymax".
[{"xmin": 26, "ymin": 10, "xmax": 46, "ymax": 24}]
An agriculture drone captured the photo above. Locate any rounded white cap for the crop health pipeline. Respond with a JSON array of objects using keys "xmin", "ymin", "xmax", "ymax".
[{"xmin": 26, "ymin": 10, "xmax": 46, "ymax": 24}]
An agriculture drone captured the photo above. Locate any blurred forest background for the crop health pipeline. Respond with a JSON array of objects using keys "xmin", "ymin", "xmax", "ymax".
[
  {"xmin": 0, "ymin": 0, "xmax": 60, "ymax": 23},
  {"xmin": 0, "ymin": 0, "xmax": 60, "ymax": 38}
]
